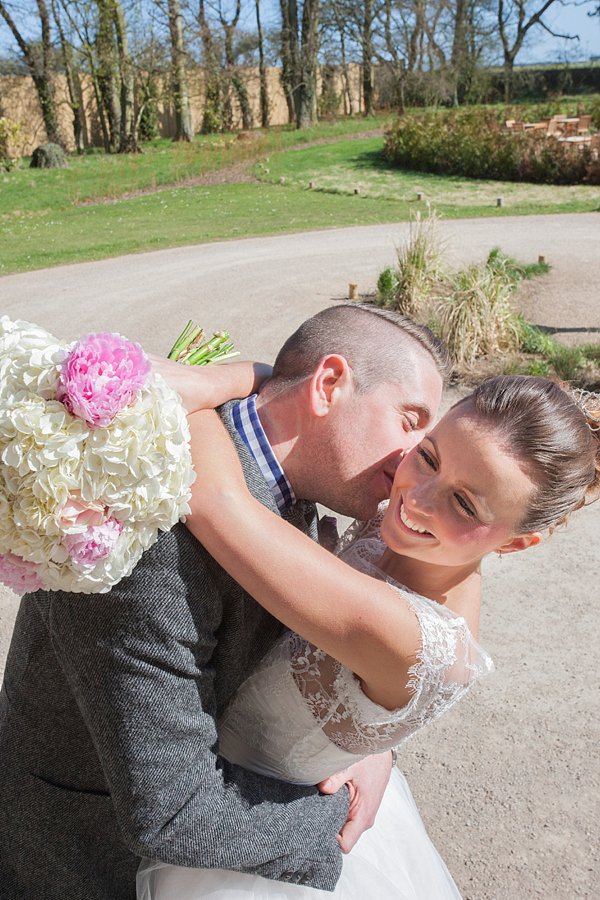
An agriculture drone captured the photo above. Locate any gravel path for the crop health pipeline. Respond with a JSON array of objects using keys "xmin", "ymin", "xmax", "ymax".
[{"xmin": 1, "ymin": 213, "xmax": 599, "ymax": 899}]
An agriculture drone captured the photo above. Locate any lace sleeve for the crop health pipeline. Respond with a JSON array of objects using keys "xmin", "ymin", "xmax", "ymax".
[{"xmin": 306, "ymin": 503, "xmax": 496, "ymax": 757}]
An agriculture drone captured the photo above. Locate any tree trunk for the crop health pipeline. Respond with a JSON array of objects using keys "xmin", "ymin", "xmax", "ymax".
[
  {"xmin": 221, "ymin": 6, "xmax": 253, "ymax": 132},
  {"xmin": 255, "ymin": 0, "xmax": 269, "ymax": 127},
  {"xmin": 168, "ymin": 0, "xmax": 194, "ymax": 141},
  {"xmin": 198, "ymin": 0, "xmax": 222, "ymax": 133},
  {"xmin": 96, "ymin": 0, "xmax": 121, "ymax": 151},
  {"xmin": 112, "ymin": 0, "xmax": 136, "ymax": 151},
  {"xmin": 52, "ymin": 0, "xmax": 85, "ymax": 152},
  {"xmin": 503, "ymin": 53, "xmax": 515, "ymax": 102},
  {"xmin": 296, "ymin": 0, "xmax": 319, "ymax": 129},
  {"xmin": 90, "ymin": 62, "xmax": 112, "ymax": 153},
  {"xmin": 279, "ymin": 0, "xmax": 299, "ymax": 123},
  {"xmin": 0, "ymin": 0, "xmax": 62, "ymax": 146},
  {"xmin": 451, "ymin": 0, "xmax": 469, "ymax": 105},
  {"xmin": 339, "ymin": 29, "xmax": 353, "ymax": 115},
  {"xmin": 361, "ymin": 0, "xmax": 375, "ymax": 117}
]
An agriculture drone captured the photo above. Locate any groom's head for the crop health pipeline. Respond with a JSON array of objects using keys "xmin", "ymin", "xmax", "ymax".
[{"xmin": 256, "ymin": 304, "xmax": 449, "ymax": 519}]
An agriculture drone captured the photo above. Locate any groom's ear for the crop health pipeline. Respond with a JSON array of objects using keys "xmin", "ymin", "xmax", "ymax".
[{"xmin": 308, "ymin": 355, "xmax": 353, "ymax": 418}]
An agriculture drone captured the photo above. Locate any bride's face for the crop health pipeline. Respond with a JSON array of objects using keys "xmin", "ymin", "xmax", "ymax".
[{"xmin": 380, "ymin": 400, "xmax": 539, "ymax": 569}]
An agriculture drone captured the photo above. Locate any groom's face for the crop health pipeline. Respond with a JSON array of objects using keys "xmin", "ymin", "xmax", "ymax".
[{"xmin": 309, "ymin": 351, "xmax": 443, "ymax": 520}]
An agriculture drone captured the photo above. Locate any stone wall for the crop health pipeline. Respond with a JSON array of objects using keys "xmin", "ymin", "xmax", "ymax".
[{"xmin": 0, "ymin": 64, "xmax": 365, "ymax": 153}]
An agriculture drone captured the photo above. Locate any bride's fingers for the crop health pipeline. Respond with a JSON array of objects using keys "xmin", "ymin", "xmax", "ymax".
[{"xmin": 317, "ymin": 769, "xmax": 349, "ymax": 794}]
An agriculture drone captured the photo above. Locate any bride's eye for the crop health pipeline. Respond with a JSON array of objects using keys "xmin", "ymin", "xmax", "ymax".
[
  {"xmin": 417, "ymin": 447, "xmax": 436, "ymax": 469},
  {"xmin": 454, "ymin": 493, "xmax": 475, "ymax": 517}
]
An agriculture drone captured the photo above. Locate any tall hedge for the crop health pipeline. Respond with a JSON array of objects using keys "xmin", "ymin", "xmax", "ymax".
[{"xmin": 384, "ymin": 109, "xmax": 600, "ymax": 185}]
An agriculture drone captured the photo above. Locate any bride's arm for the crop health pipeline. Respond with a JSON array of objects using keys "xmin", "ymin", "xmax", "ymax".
[
  {"xmin": 149, "ymin": 356, "xmax": 272, "ymax": 413},
  {"xmin": 185, "ymin": 410, "xmax": 421, "ymax": 712}
]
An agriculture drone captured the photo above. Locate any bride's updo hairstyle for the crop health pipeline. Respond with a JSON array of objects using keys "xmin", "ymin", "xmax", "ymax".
[{"xmin": 456, "ymin": 375, "xmax": 600, "ymax": 532}]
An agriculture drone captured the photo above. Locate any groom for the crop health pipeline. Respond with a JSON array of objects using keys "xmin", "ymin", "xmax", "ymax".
[{"xmin": 0, "ymin": 303, "xmax": 447, "ymax": 899}]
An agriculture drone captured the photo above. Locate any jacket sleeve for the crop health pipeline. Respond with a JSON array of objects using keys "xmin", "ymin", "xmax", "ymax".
[{"xmin": 47, "ymin": 524, "xmax": 349, "ymax": 890}]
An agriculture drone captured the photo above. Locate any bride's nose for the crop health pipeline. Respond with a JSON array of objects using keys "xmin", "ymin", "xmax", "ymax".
[{"xmin": 405, "ymin": 482, "xmax": 436, "ymax": 517}]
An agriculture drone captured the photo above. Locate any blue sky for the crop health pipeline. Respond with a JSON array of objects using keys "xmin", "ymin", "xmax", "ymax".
[
  {"xmin": 0, "ymin": 0, "xmax": 598, "ymax": 67},
  {"xmin": 521, "ymin": 2, "xmax": 600, "ymax": 62}
]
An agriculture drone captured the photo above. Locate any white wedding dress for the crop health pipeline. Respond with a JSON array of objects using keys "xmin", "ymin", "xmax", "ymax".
[{"xmin": 137, "ymin": 508, "xmax": 494, "ymax": 900}]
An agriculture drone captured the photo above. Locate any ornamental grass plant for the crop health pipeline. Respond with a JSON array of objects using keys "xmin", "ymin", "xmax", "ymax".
[
  {"xmin": 374, "ymin": 214, "xmax": 599, "ymax": 385},
  {"xmin": 376, "ymin": 210, "xmax": 523, "ymax": 368},
  {"xmin": 387, "ymin": 211, "xmax": 447, "ymax": 320},
  {"xmin": 435, "ymin": 263, "xmax": 522, "ymax": 368}
]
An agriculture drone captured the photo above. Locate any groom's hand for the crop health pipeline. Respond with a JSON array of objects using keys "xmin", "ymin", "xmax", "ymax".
[{"xmin": 317, "ymin": 751, "xmax": 393, "ymax": 853}]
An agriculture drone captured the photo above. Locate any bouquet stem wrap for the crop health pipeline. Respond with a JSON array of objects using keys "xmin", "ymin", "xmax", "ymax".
[{"xmin": 0, "ymin": 317, "xmax": 196, "ymax": 594}]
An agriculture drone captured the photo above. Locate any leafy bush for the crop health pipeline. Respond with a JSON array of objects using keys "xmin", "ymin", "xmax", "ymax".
[{"xmin": 384, "ymin": 109, "xmax": 600, "ymax": 185}]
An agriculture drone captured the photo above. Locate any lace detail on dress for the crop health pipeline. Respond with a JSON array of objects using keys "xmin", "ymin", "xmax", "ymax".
[{"xmin": 217, "ymin": 504, "xmax": 494, "ymax": 784}]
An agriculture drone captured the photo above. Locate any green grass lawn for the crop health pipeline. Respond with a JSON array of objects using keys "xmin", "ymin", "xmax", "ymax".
[
  {"xmin": 254, "ymin": 137, "xmax": 600, "ymax": 213},
  {"xmin": 1, "ymin": 125, "xmax": 598, "ymax": 276}
]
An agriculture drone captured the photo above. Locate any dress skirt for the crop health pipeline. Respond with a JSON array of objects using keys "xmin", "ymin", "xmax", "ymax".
[{"xmin": 137, "ymin": 769, "xmax": 462, "ymax": 900}]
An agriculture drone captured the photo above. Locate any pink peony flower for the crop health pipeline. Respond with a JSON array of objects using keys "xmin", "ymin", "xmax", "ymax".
[
  {"xmin": 56, "ymin": 332, "xmax": 151, "ymax": 427},
  {"xmin": 56, "ymin": 492, "xmax": 107, "ymax": 528},
  {"xmin": 62, "ymin": 518, "xmax": 123, "ymax": 568},
  {"xmin": 0, "ymin": 553, "xmax": 44, "ymax": 595}
]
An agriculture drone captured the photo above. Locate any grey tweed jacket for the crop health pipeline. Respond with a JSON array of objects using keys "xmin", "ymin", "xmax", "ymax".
[{"xmin": 0, "ymin": 401, "xmax": 349, "ymax": 900}]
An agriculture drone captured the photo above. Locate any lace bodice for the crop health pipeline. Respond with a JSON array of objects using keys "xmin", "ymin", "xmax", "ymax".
[{"xmin": 218, "ymin": 506, "xmax": 494, "ymax": 785}]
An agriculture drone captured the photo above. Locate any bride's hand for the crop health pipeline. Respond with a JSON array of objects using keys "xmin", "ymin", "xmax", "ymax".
[
  {"xmin": 148, "ymin": 355, "xmax": 272, "ymax": 413},
  {"xmin": 317, "ymin": 751, "xmax": 393, "ymax": 853}
]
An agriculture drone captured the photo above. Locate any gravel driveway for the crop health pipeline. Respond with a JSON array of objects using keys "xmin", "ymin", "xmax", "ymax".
[{"xmin": 1, "ymin": 212, "xmax": 599, "ymax": 899}]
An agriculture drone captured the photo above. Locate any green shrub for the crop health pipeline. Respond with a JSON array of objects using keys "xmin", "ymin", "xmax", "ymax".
[
  {"xmin": 486, "ymin": 247, "xmax": 551, "ymax": 284},
  {"xmin": 515, "ymin": 317, "xmax": 558, "ymax": 355},
  {"xmin": 548, "ymin": 345, "xmax": 585, "ymax": 381},
  {"xmin": 582, "ymin": 343, "xmax": 600, "ymax": 363},
  {"xmin": 384, "ymin": 108, "xmax": 600, "ymax": 185},
  {"xmin": 30, "ymin": 143, "xmax": 67, "ymax": 169},
  {"xmin": 526, "ymin": 360, "xmax": 552, "ymax": 377},
  {"xmin": 318, "ymin": 86, "xmax": 342, "ymax": 119},
  {"xmin": 376, "ymin": 266, "xmax": 399, "ymax": 305}
]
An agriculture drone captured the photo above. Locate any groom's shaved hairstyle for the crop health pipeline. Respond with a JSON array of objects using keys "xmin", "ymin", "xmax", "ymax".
[{"xmin": 267, "ymin": 304, "xmax": 450, "ymax": 394}]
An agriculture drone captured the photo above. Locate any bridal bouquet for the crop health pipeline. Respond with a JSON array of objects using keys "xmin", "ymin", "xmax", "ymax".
[{"xmin": 0, "ymin": 317, "xmax": 207, "ymax": 595}]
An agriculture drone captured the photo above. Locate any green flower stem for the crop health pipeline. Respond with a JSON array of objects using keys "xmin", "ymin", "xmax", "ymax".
[
  {"xmin": 170, "ymin": 324, "xmax": 238, "ymax": 367},
  {"xmin": 168, "ymin": 321, "xmax": 205, "ymax": 361}
]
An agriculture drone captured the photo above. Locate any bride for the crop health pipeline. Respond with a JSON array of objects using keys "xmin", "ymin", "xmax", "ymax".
[{"xmin": 138, "ymin": 365, "xmax": 600, "ymax": 900}]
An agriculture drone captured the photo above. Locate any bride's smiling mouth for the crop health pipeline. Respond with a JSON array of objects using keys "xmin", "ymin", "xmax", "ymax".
[{"xmin": 397, "ymin": 501, "xmax": 434, "ymax": 538}]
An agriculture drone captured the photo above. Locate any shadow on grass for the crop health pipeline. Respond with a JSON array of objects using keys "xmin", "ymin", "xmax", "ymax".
[
  {"xmin": 349, "ymin": 148, "xmax": 473, "ymax": 185},
  {"xmin": 349, "ymin": 148, "xmax": 393, "ymax": 172}
]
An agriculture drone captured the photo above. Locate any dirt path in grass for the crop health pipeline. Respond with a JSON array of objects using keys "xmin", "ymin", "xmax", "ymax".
[{"xmin": 1, "ymin": 212, "xmax": 599, "ymax": 899}]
